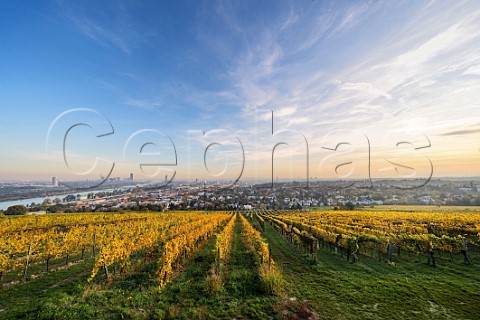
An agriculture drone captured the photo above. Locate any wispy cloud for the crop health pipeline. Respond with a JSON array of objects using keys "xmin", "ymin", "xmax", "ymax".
[
  {"xmin": 57, "ymin": 2, "xmax": 149, "ymax": 55},
  {"xmin": 195, "ymin": 0, "xmax": 480, "ymax": 171},
  {"xmin": 331, "ymin": 2, "xmax": 371, "ymax": 34},
  {"xmin": 440, "ymin": 127, "xmax": 480, "ymax": 137},
  {"xmin": 71, "ymin": 16, "xmax": 131, "ymax": 54},
  {"xmin": 124, "ymin": 98, "xmax": 162, "ymax": 110}
]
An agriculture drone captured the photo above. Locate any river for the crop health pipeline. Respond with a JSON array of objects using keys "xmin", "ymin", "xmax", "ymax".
[{"xmin": 0, "ymin": 186, "xmax": 135, "ymax": 210}]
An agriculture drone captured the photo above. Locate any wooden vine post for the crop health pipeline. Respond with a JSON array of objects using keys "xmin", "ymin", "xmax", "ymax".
[{"xmin": 23, "ymin": 242, "xmax": 33, "ymax": 281}]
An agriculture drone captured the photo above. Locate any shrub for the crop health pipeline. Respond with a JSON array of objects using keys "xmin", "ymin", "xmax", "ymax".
[
  {"xmin": 5, "ymin": 204, "xmax": 28, "ymax": 215},
  {"xmin": 205, "ymin": 268, "xmax": 224, "ymax": 294},
  {"xmin": 258, "ymin": 264, "xmax": 284, "ymax": 295}
]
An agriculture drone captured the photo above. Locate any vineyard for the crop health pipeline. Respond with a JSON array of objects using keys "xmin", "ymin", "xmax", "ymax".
[
  {"xmin": 0, "ymin": 209, "xmax": 479, "ymax": 319},
  {"xmin": 0, "ymin": 212, "xmax": 232, "ymax": 285},
  {"xmin": 259, "ymin": 209, "xmax": 480, "ymax": 265}
]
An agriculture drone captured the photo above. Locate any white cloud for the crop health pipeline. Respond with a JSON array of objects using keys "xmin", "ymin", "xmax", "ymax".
[
  {"xmin": 333, "ymin": 2, "xmax": 370, "ymax": 33},
  {"xmin": 340, "ymin": 82, "xmax": 392, "ymax": 100},
  {"xmin": 463, "ymin": 64, "xmax": 480, "ymax": 75},
  {"xmin": 124, "ymin": 98, "xmax": 162, "ymax": 110}
]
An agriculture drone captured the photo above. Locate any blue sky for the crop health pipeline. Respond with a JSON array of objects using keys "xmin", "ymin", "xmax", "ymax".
[{"xmin": 1, "ymin": 1, "xmax": 480, "ymax": 183}]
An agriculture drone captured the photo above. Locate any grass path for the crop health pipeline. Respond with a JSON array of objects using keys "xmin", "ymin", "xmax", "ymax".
[{"xmin": 224, "ymin": 214, "xmax": 263, "ymax": 296}]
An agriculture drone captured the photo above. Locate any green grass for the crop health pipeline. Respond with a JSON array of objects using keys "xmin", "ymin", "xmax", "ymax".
[{"xmin": 0, "ymin": 257, "xmax": 94, "ymax": 318}]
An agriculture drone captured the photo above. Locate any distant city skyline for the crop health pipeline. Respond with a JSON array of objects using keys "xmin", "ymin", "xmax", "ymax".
[{"xmin": 1, "ymin": 1, "xmax": 480, "ymax": 182}]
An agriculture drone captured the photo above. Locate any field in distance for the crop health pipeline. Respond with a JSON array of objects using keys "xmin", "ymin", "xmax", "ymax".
[{"xmin": 0, "ymin": 208, "xmax": 479, "ymax": 320}]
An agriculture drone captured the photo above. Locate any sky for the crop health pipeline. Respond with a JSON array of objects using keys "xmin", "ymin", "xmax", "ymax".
[{"xmin": 1, "ymin": 0, "xmax": 480, "ymax": 184}]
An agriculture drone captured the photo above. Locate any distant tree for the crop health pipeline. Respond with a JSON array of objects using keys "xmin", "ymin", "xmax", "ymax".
[
  {"xmin": 47, "ymin": 204, "xmax": 65, "ymax": 213},
  {"xmin": 43, "ymin": 198, "xmax": 52, "ymax": 205},
  {"xmin": 54, "ymin": 198, "xmax": 62, "ymax": 204},
  {"xmin": 64, "ymin": 195, "xmax": 76, "ymax": 202},
  {"xmin": 343, "ymin": 202, "xmax": 355, "ymax": 211},
  {"xmin": 5, "ymin": 205, "xmax": 28, "ymax": 215}
]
